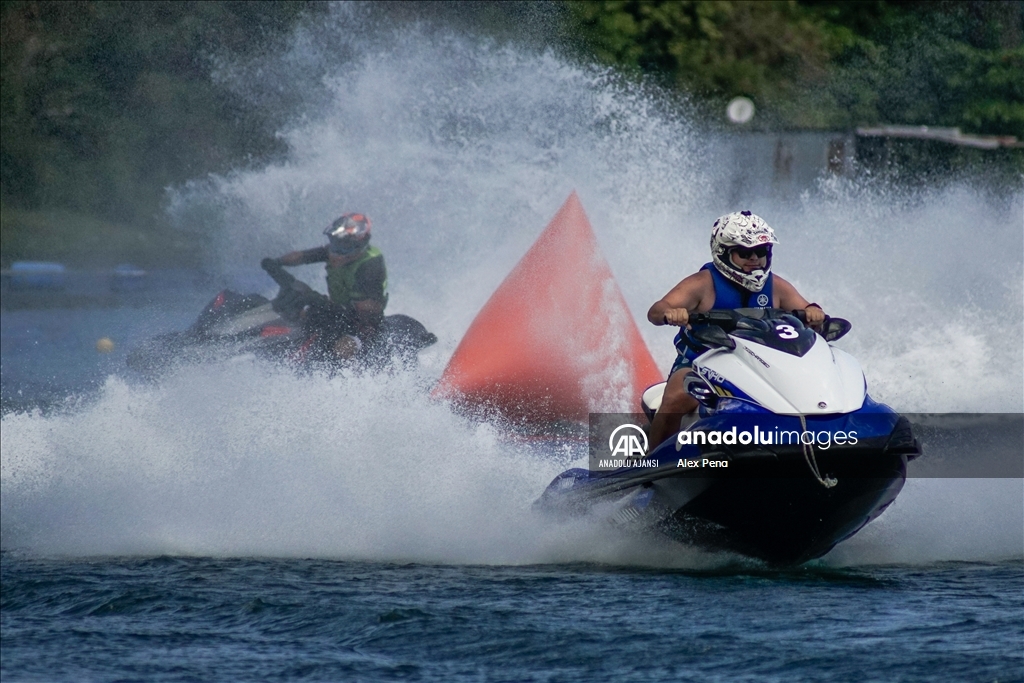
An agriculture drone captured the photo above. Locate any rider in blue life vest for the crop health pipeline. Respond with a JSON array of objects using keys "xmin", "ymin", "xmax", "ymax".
[
  {"xmin": 645, "ymin": 211, "xmax": 826, "ymax": 451},
  {"xmin": 266, "ymin": 213, "xmax": 388, "ymax": 352}
]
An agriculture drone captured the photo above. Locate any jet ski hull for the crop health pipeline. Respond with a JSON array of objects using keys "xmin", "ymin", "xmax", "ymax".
[
  {"xmin": 658, "ymin": 445, "xmax": 909, "ymax": 564},
  {"xmin": 536, "ymin": 410, "xmax": 919, "ymax": 565}
]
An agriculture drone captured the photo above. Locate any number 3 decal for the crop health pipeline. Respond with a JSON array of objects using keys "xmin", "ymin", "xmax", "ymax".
[{"xmin": 776, "ymin": 324, "xmax": 798, "ymax": 339}]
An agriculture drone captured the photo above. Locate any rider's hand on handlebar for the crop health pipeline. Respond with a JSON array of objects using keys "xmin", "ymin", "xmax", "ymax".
[
  {"xmin": 273, "ymin": 286, "xmax": 323, "ymax": 318},
  {"xmin": 272, "ymin": 288, "xmax": 302, "ymax": 316},
  {"xmin": 804, "ymin": 304, "xmax": 825, "ymax": 325},
  {"xmin": 662, "ymin": 308, "xmax": 690, "ymax": 327}
]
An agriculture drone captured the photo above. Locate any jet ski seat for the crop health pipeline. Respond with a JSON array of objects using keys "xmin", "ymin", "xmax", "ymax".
[{"xmin": 641, "ymin": 382, "xmax": 667, "ymax": 420}]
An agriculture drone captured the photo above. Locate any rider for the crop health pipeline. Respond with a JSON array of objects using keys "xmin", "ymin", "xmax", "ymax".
[
  {"xmin": 646, "ymin": 211, "xmax": 826, "ymax": 451},
  {"xmin": 265, "ymin": 213, "xmax": 388, "ymax": 347}
]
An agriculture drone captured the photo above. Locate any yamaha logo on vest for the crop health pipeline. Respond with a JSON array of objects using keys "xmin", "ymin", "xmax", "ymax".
[{"xmin": 756, "ymin": 293, "xmax": 769, "ymax": 307}]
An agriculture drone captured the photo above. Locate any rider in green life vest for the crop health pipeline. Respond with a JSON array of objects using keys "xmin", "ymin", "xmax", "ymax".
[{"xmin": 269, "ymin": 213, "xmax": 389, "ymax": 341}]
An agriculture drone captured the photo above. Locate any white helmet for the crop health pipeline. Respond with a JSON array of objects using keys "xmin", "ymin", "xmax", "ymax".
[{"xmin": 710, "ymin": 211, "xmax": 779, "ymax": 292}]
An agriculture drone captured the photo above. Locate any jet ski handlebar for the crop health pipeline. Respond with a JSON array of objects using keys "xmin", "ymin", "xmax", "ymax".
[
  {"xmin": 260, "ymin": 258, "xmax": 325, "ymax": 318},
  {"xmin": 687, "ymin": 308, "xmax": 806, "ymax": 329},
  {"xmin": 260, "ymin": 258, "xmax": 297, "ymax": 290},
  {"xmin": 688, "ymin": 308, "xmax": 852, "ymax": 342}
]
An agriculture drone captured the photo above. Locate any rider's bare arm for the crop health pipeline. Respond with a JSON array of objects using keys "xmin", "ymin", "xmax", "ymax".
[
  {"xmin": 648, "ymin": 271, "xmax": 714, "ymax": 327},
  {"xmin": 774, "ymin": 276, "xmax": 826, "ymax": 324},
  {"xmin": 277, "ymin": 247, "xmax": 329, "ymax": 266}
]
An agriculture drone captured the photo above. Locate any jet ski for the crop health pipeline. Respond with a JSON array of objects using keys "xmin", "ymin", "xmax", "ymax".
[
  {"xmin": 535, "ymin": 308, "xmax": 921, "ymax": 565},
  {"xmin": 127, "ymin": 260, "xmax": 437, "ymax": 379}
]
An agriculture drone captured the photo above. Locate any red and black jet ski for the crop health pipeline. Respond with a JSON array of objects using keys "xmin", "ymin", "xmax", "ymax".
[{"xmin": 126, "ymin": 260, "xmax": 436, "ymax": 379}]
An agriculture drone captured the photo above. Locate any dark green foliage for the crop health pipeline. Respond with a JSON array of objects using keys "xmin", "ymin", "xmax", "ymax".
[
  {"xmin": 816, "ymin": 1, "xmax": 1024, "ymax": 135},
  {"xmin": 0, "ymin": 0, "xmax": 319, "ymax": 260},
  {"xmin": 567, "ymin": 0, "xmax": 1024, "ymax": 136},
  {"xmin": 568, "ymin": 1, "xmax": 848, "ymax": 100},
  {"xmin": 1, "ymin": 1, "xmax": 1019, "ymax": 267}
]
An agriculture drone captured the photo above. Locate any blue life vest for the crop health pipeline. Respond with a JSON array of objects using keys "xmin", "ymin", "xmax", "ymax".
[
  {"xmin": 701, "ymin": 262, "xmax": 773, "ymax": 309},
  {"xmin": 673, "ymin": 263, "xmax": 774, "ymax": 359}
]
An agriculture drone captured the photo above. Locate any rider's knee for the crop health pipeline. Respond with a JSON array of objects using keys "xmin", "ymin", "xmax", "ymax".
[{"xmin": 662, "ymin": 377, "xmax": 693, "ymax": 410}]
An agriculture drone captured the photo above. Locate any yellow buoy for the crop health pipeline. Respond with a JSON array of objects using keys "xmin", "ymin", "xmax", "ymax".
[{"xmin": 96, "ymin": 337, "xmax": 115, "ymax": 353}]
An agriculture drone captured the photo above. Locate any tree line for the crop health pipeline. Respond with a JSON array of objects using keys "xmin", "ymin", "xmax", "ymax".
[
  {"xmin": 1, "ymin": 1, "xmax": 1020, "ymax": 265},
  {"xmin": 569, "ymin": 0, "xmax": 1023, "ymax": 134}
]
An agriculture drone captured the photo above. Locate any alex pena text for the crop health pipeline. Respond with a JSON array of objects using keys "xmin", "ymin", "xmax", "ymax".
[{"xmin": 676, "ymin": 458, "xmax": 729, "ymax": 468}]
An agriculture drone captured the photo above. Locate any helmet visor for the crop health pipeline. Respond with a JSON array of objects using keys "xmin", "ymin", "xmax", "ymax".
[{"xmin": 325, "ymin": 216, "xmax": 369, "ymax": 254}]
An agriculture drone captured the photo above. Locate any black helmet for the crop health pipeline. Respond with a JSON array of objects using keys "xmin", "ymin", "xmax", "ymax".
[{"xmin": 324, "ymin": 213, "xmax": 371, "ymax": 255}]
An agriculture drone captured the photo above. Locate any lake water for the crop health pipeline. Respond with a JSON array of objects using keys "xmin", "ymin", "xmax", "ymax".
[{"xmin": 2, "ymin": 555, "xmax": 1021, "ymax": 682}]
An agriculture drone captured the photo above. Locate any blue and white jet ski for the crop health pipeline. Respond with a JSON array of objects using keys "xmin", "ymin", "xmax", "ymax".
[{"xmin": 535, "ymin": 309, "xmax": 921, "ymax": 565}]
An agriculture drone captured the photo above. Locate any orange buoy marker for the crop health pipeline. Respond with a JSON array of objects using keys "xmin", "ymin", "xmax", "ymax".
[{"xmin": 434, "ymin": 191, "xmax": 663, "ymax": 423}]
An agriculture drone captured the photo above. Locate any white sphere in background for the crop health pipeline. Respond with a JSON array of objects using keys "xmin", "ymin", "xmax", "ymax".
[{"xmin": 726, "ymin": 97, "xmax": 755, "ymax": 124}]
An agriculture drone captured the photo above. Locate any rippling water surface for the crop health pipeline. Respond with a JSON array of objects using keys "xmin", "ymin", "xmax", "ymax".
[{"xmin": 3, "ymin": 555, "xmax": 1022, "ymax": 683}]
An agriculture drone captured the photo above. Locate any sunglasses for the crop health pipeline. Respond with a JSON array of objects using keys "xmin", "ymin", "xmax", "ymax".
[{"xmin": 731, "ymin": 246, "xmax": 771, "ymax": 259}]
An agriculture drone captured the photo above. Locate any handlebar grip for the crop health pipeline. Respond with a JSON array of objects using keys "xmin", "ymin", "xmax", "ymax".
[
  {"xmin": 261, "ymin": 258, "xmax": 297, "ymax": 289},
  {"xmin": 689, "ymin": 313, "xmax": 709, "ymax": 326},
  {"xmin": 688, "ymin": 310, "xmax": 732, "ymax": 327}
]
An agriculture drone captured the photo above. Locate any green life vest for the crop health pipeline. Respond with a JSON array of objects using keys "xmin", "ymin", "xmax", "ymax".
[{"xmin": 325, "ymin": 246, "xmax": 388, "ymax": 311}]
